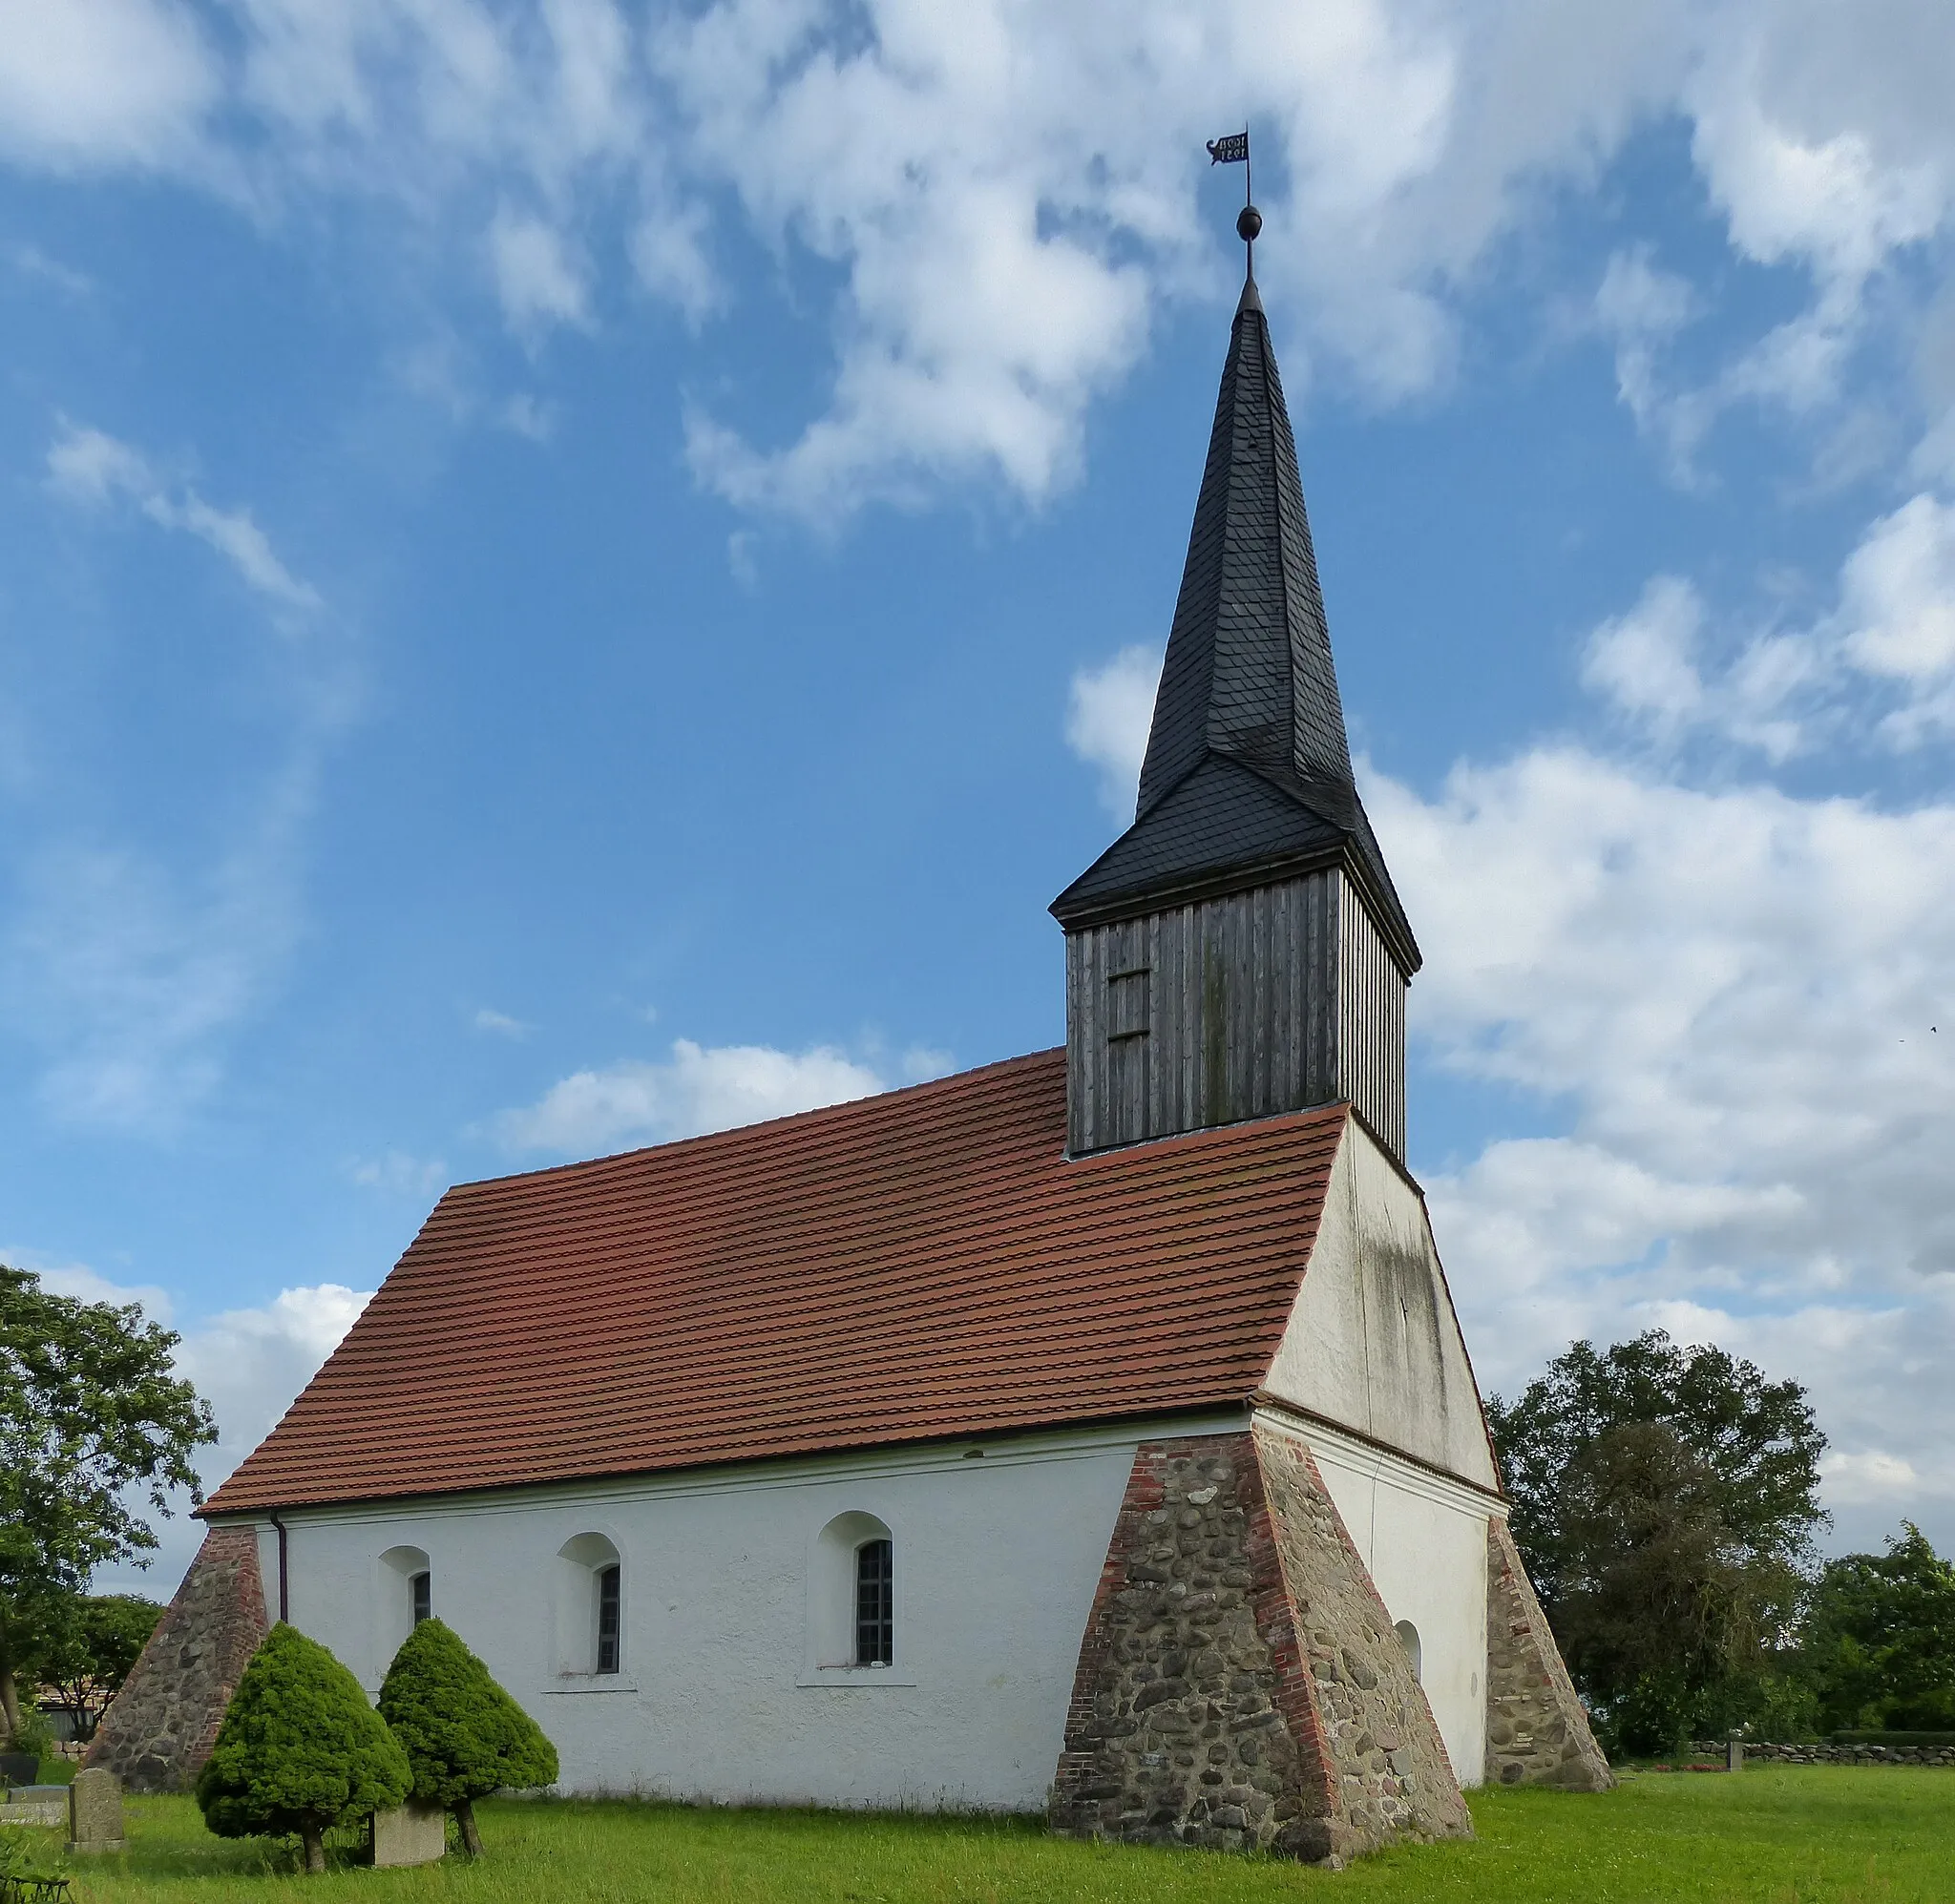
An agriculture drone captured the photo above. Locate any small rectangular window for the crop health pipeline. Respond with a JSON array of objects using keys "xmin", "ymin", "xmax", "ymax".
[
  {"xmin": 596, "ymin": 1564, "xmax": 620, "ymax": 1675},
  {"xmin": 410, "ymin": 1570, "xmax": 431, "ymax": 1626},
  {"xmin": 1107, "ymin": 967, "xmax": 1150, "ymax": 1041},
  {"xmin": 854, "ymin": 1538, "xmax": 893, "ymax": 1667}
]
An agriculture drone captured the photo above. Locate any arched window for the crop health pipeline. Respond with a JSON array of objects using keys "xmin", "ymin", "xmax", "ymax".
[
  {"xmin": 557, "ymin": 1534, "xmax": 623, "ymax": 1678},
  {"xmin": 854, "ymin": 1538, "xmax": 893, "ymax": 1667},
  {"xmin": 1395, "ymin": 1620, "xmax": 1422, "ymax": 1684},
  {"xmin": 809, "ymin": 1512, "xmax": 895, "ymax": 1674},
  {"xmin": 377, "ymin": 1545, "xmax": 432, "ymax": 1675}
]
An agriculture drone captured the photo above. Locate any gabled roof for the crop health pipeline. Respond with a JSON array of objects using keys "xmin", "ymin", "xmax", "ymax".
[
  {"xmin": 1051, "ymin": 279, "xmax": 1418, "ymax": 970},
  {"xmin": 202, "ymin": 1051, "xmax": 1348, "ymax": 1517}
]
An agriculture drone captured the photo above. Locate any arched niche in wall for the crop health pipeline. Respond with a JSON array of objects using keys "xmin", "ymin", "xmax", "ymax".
[
  {"xmin": 376, "ymin": 1544, "xmax": 432, "ymax": 1681},
  {"xmin": 1395, "ymin": 1619, "xmax": 1422, "ymax": 1684},
  {"xmin": 807, "ymin": 1510, "xmax": 895, "ymax": 1675},
  {"xmin": 556, "ymin": 1532, "xmax": 623, "ymax": 1679}
]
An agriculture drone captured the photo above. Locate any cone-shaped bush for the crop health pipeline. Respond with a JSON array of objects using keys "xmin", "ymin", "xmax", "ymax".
[
  {"xmin": 197, "ymin": 1622, "xmax": 412, "ymax": 1874},
  {"xmin": 378, "ymin": 1618, "xmax": 557, "ymax": 1856}
]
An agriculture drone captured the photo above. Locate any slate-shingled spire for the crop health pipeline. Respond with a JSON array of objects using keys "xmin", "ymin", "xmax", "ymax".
[{"xmin": 1053, "ymin": 275, "xmax": 1419, "ymax": 1160}]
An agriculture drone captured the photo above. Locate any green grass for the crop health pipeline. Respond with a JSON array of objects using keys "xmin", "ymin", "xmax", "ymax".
[{"xmin": 30, "ymin": 1769, "xmax": 1954, "ymax": 1904}]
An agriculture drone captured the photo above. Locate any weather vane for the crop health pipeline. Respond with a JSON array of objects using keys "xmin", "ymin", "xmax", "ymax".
[{"xmin": 1206, "ymin": 128, "xmax": 1260, "ymax": 275}]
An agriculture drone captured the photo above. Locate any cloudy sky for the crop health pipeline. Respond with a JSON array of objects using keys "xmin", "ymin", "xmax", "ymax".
[{"xmin": 4, "ymin": 0, "xmax": 1953, "ymax": 1596}]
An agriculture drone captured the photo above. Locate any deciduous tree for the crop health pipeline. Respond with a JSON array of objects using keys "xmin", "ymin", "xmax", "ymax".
[
  {"xmin": 1487, "ymin": 1331, "xmax": 1827, "ymax": 1753},
  {"xmin": 1802, "ymin": 1523, "xmax": 1955, "ymax": 1732},
  {"xmin": 40, "ymin": 1595, "xmax": 163, "ymax": 1743},
  {"xmin": 0, "ymin": 1265, "xmax": 213, "ymax": 1747}
]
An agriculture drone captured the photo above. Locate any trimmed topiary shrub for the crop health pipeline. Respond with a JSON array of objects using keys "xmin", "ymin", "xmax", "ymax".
[
  {"xmin": 196, "ymin": 1622, "xmax": 412, "ymax": 1874},
  {"xmin": 378, "ymin": 1618, "xmax": 557, "ymax": 1857}
]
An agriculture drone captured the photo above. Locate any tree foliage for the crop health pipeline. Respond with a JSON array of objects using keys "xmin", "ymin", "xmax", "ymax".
[
  {"xmin": 1801, "ymin": 1523, "xmax": 1955, "ymax": 1733},
  {"xmin": 1487, "ymin": 1330, "xmax": 1828, "ymax": 1754},
  {"xmin": 39, "ymin": 1595, "xmax": 163, "ymax": 1742},
  {"xmin": 0, "ymin": 1265, "xmax": 214, "ymax": 1747},
  {"xmin": 377, "ymin": 1618, "xmax": 557, "ymax": 1856},
  {"xmin": 197, "ymin": 1623, "xmax": 411, "ymax": 1874}
]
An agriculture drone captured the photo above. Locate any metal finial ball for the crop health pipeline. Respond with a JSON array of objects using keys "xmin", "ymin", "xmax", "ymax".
[{"xmin": 1236, "ymin": 204, "xmax": 1263, "ymax": 243}]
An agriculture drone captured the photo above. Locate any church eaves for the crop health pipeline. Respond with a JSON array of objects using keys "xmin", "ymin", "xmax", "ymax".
[{"xmin": 1051, "ymin": 278, "xmax": 1418, "ymax": 975}]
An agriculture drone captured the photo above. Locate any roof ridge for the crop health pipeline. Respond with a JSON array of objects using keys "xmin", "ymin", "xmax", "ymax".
[{"xmin": 445, "ymin": 1045, "xmax": 1066, "ymax": 1193}]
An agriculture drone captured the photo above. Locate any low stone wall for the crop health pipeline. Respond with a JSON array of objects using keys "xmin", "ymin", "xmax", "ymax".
[
  {"xmin": 1691, "ymin": 1740, "xmax": 1955, "ymax": 1767},
  {"xmin": 84, "ymin": 1525, "xmax": 270, "ymax": 1793},
  {"xmin": 1049, "ymin": 1428, "xmax": 1470, "ymax": 1866}
]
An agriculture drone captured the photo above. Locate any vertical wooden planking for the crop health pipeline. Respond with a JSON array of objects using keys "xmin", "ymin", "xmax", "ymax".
[
  {"xmin": 1334, "ymin": 873, "xmax": 1409, "ymax": 1156},
  {"xmin": 1064, "ymin": 867, "xmax": 1407, "ymax": 1157}
]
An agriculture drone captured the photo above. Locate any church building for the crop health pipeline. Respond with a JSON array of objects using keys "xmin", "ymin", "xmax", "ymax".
[{"xmin": 90, "ymin": 259, "xmax": 1610, "ymax": 1863}]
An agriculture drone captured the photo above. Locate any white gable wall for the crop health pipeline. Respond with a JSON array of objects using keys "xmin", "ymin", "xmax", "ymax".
[
  {"xmin": 1259, "ymin": 1118, "xmax": 1501, "ymax": 1786},
  {"xmin": 1264, "ymin": 1117, "xmax": 1498, "ymax": 1491},
  {"xmin": 220, "ymin": 1416, "xmax": 1242, "ymax": 1810}
]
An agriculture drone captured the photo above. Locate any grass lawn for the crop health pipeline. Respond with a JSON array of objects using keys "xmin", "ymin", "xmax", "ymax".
[{"xmin": 23, "ymin": 1769, "xmax": 1950, "ymax": 1904}]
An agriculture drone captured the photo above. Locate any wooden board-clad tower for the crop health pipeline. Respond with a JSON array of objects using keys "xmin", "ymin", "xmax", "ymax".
[{"xmin": 1052, "ymin": 276, "xmax": 1419, "ymax": 1157}]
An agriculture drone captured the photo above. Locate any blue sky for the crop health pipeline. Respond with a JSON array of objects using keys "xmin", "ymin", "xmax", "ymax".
[{"xmin": 3, "ymin": 1, "xmax": 1954, "ymax": 1594}]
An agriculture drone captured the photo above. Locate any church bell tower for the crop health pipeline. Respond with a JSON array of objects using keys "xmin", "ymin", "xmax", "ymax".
[{"xmin": 1051, "ymin": 270, "xmax": 1419, "ymax": 1159}]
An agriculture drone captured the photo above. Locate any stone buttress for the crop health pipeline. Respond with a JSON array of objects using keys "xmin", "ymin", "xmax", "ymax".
[
  {"xmin": 84, "ymin": 1525, "xmax": 269, "ymax": 1793},
  {"xmin": 1483, "ymin": 1518, "xmax": 1613, "ymax": 1791},
  {"xmin": 1050, "ymin": 1427, "xmax": 1472, "ymax": 1864}
]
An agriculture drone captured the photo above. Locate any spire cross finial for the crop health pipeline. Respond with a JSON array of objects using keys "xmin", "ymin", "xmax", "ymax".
[{"xmin": 1206, "ymin": 128, "xmax": 1260, "ymax": 278}]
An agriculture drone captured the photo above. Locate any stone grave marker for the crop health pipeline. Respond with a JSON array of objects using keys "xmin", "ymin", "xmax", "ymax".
[
  {"xmin": 68, "ymin": 1766, "xmax": 126, "ymax": 1853},
  {"xmin": 3, "ymin": 1785, "xmax": 68, "ymax": 1828},
  {"xmin": 371, "ymin": 1800, "xmax": 447, "ymax": 1867}
]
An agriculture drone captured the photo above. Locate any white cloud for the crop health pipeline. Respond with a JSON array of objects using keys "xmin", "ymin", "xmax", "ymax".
[
  {"xmin": 1591, "ymin": 246, "xmax": 1703, "ymax": 469},
  {"xmin": 1581, "ymin": 575, "xmax": 1712, "ymax": 743},
  {"xmin": 1839, "ymin": 492, "xmax": 1955, "ymax": 729},
  {"xmin": 494, "ymin": 1036, "xmax": 893, "ymax": 1155},
  {"xmin": 2, "ymin": 1247, "xmax": 175, "ymax": 1324},
  {"xmin": 45, "ymin": 421, "xmax": 151, "ymax": 505},
  {"xmin": 46, "ymin": 419, "xmax": 322, "ymax": 617},
  {"xmin": 4, "ymin": 1256, "xmax": 371, "ymax": 1598},
  {"xmin": 1064, "ymin": 644, "xmax": 1162, "ymax": 818},
  {"xmin": 349, "ymin": 1150, "xmax": 449, "ymax": 1196},
  {"xmin": 176, "ymin": 1282, "xmax": 372, "ymax": 1455},
  {"xmin": 5, "ymin": 834, "xmax": 304, "ymax": 1129},
  {"xmin": 18, "ymin": 424, "xmax": 339, "ymax": 1130},
  {"xmin": 497, "ymin": 392, "xmax": 557, "ymax": 440},
  {"xmin": 1580, "ymin": 495, "xmax": 1955, "ymax": 758},
  {"xmin": 0, "ymin": 0, "xmax": 215, "ymax": 175},
  {"xmin": 490, "ymin": 205, "xmax": 590, "ymax": 337},
  {"xmin": 3, "ymin": 3, "xmax": 1950, "ymax": 515},
  {"xmin": 1371, "ymin": 737, "xmax": 1955, "ymax": 1550},
  {"xmin": 473, "ymin": 1006, "xmax": 534, "ymax": 1037}
]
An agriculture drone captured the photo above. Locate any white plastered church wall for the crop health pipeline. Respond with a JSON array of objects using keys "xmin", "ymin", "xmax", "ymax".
[
  {"xmin": 1259, "ymin": 1117, "xmax": 1499, "ymax": 1785},
  {"xmin": 216, "ymin": 1415, "xmax": 1245, "ymax": 1810}
]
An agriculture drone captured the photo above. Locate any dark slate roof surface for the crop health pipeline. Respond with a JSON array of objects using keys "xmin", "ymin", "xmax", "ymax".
[
  {"xmin": 1053, "ymin": 278, "xmax": 1418, "ymax": 968},
  {"xmin": 1057, "ymin": 756, "xmax": 1345, "ymax": 914}
]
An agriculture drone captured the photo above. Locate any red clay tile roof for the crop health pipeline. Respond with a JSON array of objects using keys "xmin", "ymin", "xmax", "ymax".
[{"xmin": 202, "ymin": 1049, "xmax": 1347, "ymax": 1517}]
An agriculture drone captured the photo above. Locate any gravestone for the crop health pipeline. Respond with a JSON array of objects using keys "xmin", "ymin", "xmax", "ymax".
[
  {"xmin": 0, "ymin": 1752, "xmax": 37, "ymax": 1787},
  {"xmin": 371, "ymin": 1801, "xmax": 446, "ymax": 1867},
  {"xmin": 68, "ymin": 1766, "xmax": 126, "ymax": 1853},
  {"xmin": 1727, "ymin": 1739, "xmax": 1744, "ymax": 1771},
  {"xmin": 3, "ymin": 1786, "xmax": 67, "ymax": 1827}
]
